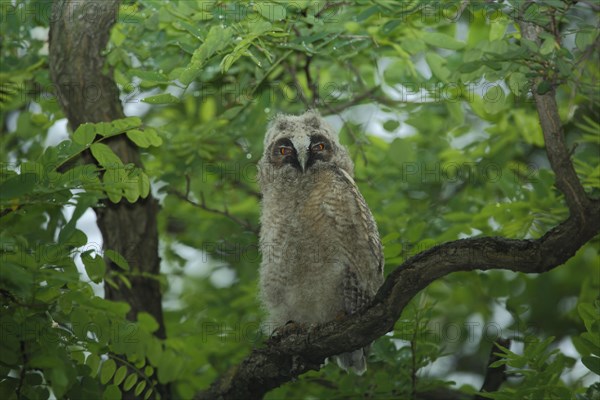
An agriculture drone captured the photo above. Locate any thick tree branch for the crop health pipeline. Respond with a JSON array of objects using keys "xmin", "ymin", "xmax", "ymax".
[
  {"xmin": 197, "ymin": 206, "xmax": 598, "ymax": 400},
  {"xmin": 196, "ymin": 9, "xmax": 600, "ymax": 400}
]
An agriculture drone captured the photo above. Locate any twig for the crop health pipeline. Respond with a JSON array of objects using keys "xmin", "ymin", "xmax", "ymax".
[
  {"xmin": 315, "ymin": 1, "xmax": 350, "ymax": 19},
  {"xmin": 0, "ymin": 207, "xmax": 17, "ymax": 218},
  {"xmin": 231, "ymin": 180, "xmax": 261, "ymax": 199},
  {"xmin": 185, "ymin": 174, "xmax": 191, "ymax": 198},
  {"xmin": 16, "ymin": 341, "xmax": 26, "ymax": 399},
  {"xmin": 169, "ymin": 188, "xmax": 259, "ymax": 235},
  {"xmin": 321, "ymin": 104, "xmax": 369, "ymax": 167},
  {"xmin": 0, "ymin": 289, "xmax": 47, "ymax": 309},
  {"xmin": 417, "ymin": 388, "xmax": 470, "ymax": 400},
  {"xmin": 325, "ymin": 86, "xmax": 397, "ymax": 115},
  {"xmin": 284, "ymin": 59, "xmax": 309, "ymax": 108},
  {"xmin": 577, "ymin": 0, "xmax": 600, "ymax": 12},
  {"xmin": 410, "ymin": 337, "xmax": 417, "ymax": 399},
  {"xmin": 304, "ymin": 55, "xmax": 318, "ymax": 107},
  {"xmin": 306, "ymin": 377, "xmax": 338, "ymax": 390}
]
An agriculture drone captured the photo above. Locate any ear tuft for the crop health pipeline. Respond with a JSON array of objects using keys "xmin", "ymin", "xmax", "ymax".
[
  {"xmin": 304, "ymin": 110, "xmax": 322, "ymax": 130},
  {"xmin": 276, "ymin": 119, "xmax": 290, "ymax": 131}
]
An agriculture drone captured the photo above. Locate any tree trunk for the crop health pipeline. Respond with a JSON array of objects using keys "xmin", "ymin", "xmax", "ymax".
[{"xmin": 48, "ymin": 0, "xmax": 167, "ymax": 397}]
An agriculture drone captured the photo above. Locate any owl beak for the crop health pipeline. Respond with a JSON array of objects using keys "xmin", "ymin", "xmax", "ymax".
[
  {"xmin": 291, "ymin": 136, "xmax": 311, "ymax": 173},
  {"xmin": 297, "ymin": 148, "xmax": 308, "ymax": 173}
]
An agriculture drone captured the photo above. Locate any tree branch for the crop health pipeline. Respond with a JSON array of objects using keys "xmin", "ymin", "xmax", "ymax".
[
  {"xmin": 324, "ymin": 85, "xmax": 397, "ymax": 115},
  {"xmin": 195, "ymin": 8, "xmax": 600, "ymax": 399},
  {"xmin": 475, "ymin": 339, "xmax": 510, "ymax": 400},
  {"xmin": 197, "ymin": 206, "xmax": 598, "ymax": 400},
  {"xmin": 168, "ymin": 188, "xmax": 259, "ymax": 235},
  {"xmin": 518, "ymin": 11, "xmax": 592, "ymax": 221}
]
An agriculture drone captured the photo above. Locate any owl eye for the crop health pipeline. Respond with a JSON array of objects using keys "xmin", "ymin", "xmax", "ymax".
[
  {"xmin": 312, "ymin": 143, "xmax": 325, "ymax": 152},
  {"xmin": 279, "ymin": 146, "xmax": 293, "ymax": 156}
]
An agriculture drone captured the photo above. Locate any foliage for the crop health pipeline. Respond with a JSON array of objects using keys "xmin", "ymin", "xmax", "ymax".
[{"xmin": 1, "ymin": 0, "xmax": 598, "ymax": 399}]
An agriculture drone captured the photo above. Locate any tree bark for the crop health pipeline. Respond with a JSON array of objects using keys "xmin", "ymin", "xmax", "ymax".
[{"xmin": 48, "ymin": 0, "xmax": 167, "ymax": 397}]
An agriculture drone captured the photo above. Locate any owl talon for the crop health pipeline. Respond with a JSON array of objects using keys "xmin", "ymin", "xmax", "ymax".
[
  {"xmin": 283, "ymin": 321, "xmax": 307, "ymax": 335},
  {"xmin": 335, "ymin": 311, "xmax": 349, "ymax": 321},
  {"xmin": 270, "ymin": 320, "xmax": 306, "ymax": 338}
]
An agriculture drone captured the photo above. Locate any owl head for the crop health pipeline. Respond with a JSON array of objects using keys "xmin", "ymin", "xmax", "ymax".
[{"xmin": 259, "ymin": 110, "xmax": 354, "ymax": 182}]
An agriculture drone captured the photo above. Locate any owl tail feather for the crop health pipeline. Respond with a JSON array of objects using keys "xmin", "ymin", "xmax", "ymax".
[{"xmin": 335, "ymin": 348, "xmax": 367, "ymax": 376}]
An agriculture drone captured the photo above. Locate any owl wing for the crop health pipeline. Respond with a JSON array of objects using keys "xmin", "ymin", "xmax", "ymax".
[{"xmin": 319, "ymin": 167, "xmax": 384, "ymax": 315}]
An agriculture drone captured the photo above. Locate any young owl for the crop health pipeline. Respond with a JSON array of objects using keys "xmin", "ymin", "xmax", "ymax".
[{"xmin": 258, "ymin": 110, "xmax": 384, "ymax": 375}]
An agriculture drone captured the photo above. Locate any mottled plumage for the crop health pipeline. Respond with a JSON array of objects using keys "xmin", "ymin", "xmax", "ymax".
[{"xmin": 258, "ymin": 110, "xmax": 384, "ymax": 375}]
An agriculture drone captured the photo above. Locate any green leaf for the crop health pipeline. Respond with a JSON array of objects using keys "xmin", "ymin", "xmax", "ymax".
[
  {"xmin": 156, "ymin": 349, "xmax": 185, "ymax": 383},
  {"xmin": 579, "ymin": 303, "xmax": 599, "ymax": 332},
  {"xmin": 383, "ymin": 120, "xmax": 400, "ymax": 132},
  {"xmin": 144, "ymin": 366, "xmax": 154, "ymax": 377},
  {"xmin": 483, "ymin": 85, "xmax": 506, "ymax": 115},
  {"xmin": 0, "ymin": 174, "xmax": 37, "ymax": 201},
  {"xmin": 105, "ymin": 249, "xmax": 130, "ymax": 271},
  {"xmin": 536, "ymin": 80, "xmax": 552, "ymax": 95},
  {"xmin": 94, "ymin": 117, "xmax": 142, "ymax": 137},
  {"xmin": 82, "ymin": 252, "xmax": 106, "ymax": 283},
  {"xmin": 489, "ymin": 18, "xmax": 508, "ymax": 41},
  {"xmin": 144, "ymin": 387, "xmax": 153, "ymax": 400},
  {"xmin": 118, "ymin": 274, "xmax": 132, "ymax": 290},
  {"xmin": 122, "ymin": 167, "xmax": 141, "ymax": 203},
  {"xmin": 71, "ymin": 350, "xmax": 86, "ymax": 366},
  {"xmin": 521, "ymin": 38, "xmax": 539, "ymax": 52},
  {"xmin": 254, "ymin": 2, "xmax": 286, "ymax": 21},
  {"xmin": 59, "ymin": 195, "xmax": 97, "ymax": 242},
  {"xmin": 138, "ymin": 312, "xmax": 159, "ymax": 333},
  {"xmin": 85, "ymin": 354, "xmax": 101, "ymax": 378},
  {"xmin": 141, "ymin": 93, "xmax": 180, "ymax": 104},
  {"xmin": 126, "ymin": 129, "xmax": 152, "ymax": 148},
  {"xmin": 145, "ymin": 339, "xmax": 162, "ymax": 366},
  {"xmin": 583, "ymin": 356, "xmax": 600, "ymax": 375},
  {"xmin": 123, "ymin": 374, "xmax": 137, "ymax": 391},
  {"xmin": 139, "ymin": 172, "xmax": 150, "ymax": 199},
  {"xmin": 73, "ymin": 123, "xmax": 96, "ymax": 146},
  {"xmin": 129, "ymin": 69, "xmax": 169, "ymax": 83},
  {"xmin": 190, "ymin": 25, "xmax": 232, "ymax": 67},
  {"xmin": 113, "ymin": 366, "xmax": 127, "ymax": 385},
  {"xmin": 134, "ymin": 380, "xmax": 147, "ymax": 397},
  {"xmin": 508, "ymin": 72, "xmax": 528, "ymax": 96},
  {"xmin": 179, "ymin": 64, "xmax": 202, "ymax": 86},
  {"xmin": 575, "ymin": 29, "xmax": 596, "ymax": 51},
  {"xmin": 422, "ymin": 31, "xmax": 465, "ymax": 50},
  {"xmin": 573, "ymin": 335, "xmax": 599, "ymax": 356},
  {"xmin": 425, "ymin": 52, "xmax": 450, "ymax": 82},
  {"xmin": 582, "ymin": 332, "xmax": 600, "ymax": 353},
  {"xmin": 90, "ymin": 143, "xmax": 123, "ymax": 168},
  {"xmin": 103, "ymin": 384, "xmax": 122, "ymax": 400},
  {"xmin": 540, "ymin": 37, "xmax": 556, "ymax": 55},
  {"xmin": 126, "ymin": 128, "xmax": 163, "ymax": 148},
  {"xmin": 102, "ymin": 165, "xmax": 128, "ymax": 203},
  {"xmin": 489, "ymin": 359, "xmax": 506, "ymax": 368},
  {"xmin": 146, "ymin": 128, "xmax": 163, "ymax": 146},
  {"xmin": 100, "ymin": 359, "xmax": 117, "ymax": 385}
]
